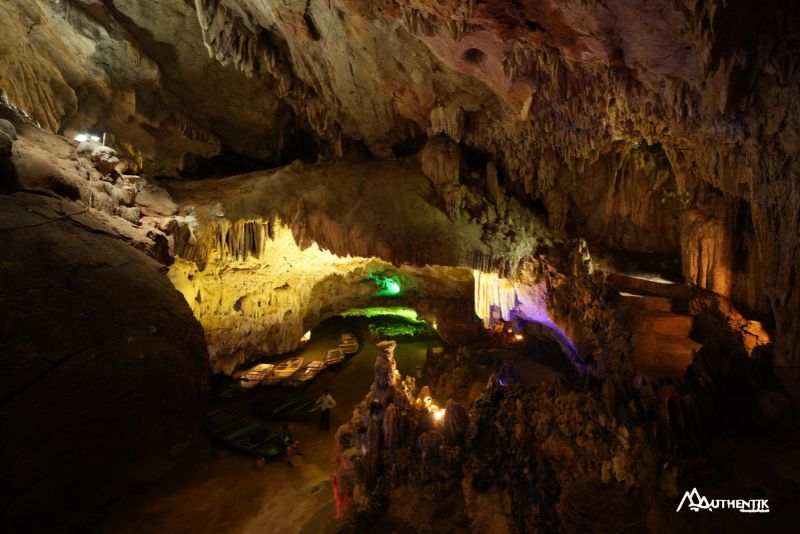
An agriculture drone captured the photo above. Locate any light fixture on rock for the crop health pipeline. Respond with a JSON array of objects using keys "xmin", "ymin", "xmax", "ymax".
[{"xmin": 73, "ymin": 132, "xmax": 103, "ymax": 144}]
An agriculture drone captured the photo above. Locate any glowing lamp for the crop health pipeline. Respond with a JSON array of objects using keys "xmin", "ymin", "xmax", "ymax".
[
  {"xmin": 73, "ymin": 133, "xmax": 101, "ymax": 143},
  {"xmin": 514, "ymin": 334, "xmax": 524, "ymax": 341},
  {"xmin": 427, "ymin": 400, "xmax": 445, "ymax": 424},
  {"xmin": 300, "ymin": 330, "xmax": 311, "ymax": 343},
  {"xmin": 369, "ymin": 272, "xmax": 402, "ymax": 296},
  {"xmin": 385, "ymin": 279, "xmax": 401, "ymax": 295}
]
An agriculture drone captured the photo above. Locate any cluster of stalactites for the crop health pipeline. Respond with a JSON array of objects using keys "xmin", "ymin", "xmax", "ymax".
[
  {"xmin": 193, "ymin": 0, "xmax": 333, "ymax": 139},
  {"xmin": 472, "ymin": 270, "xmax": 517, "ymax": 328},
  {"xmin": 173, "ymin": 216, "xmax": 278, "ymax": 271}
]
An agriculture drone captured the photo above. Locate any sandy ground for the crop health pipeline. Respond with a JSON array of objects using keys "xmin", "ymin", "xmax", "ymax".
[{"xmin": 95, "ymin": 320, "xmax": 441, "ymax": 534}]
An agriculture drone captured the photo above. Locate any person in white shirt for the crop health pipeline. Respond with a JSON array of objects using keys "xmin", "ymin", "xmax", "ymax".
[{"xmin": 315, "ymin": 388, "xmax": 336, "ymax": 431}]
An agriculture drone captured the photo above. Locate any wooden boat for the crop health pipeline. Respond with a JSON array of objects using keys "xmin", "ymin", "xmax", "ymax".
[
  {"xmin": 273, "ymin": 356, "xmax": 304, "ymax": 378},
  {"xmin": 324, "ymin": 348, "xmax": 345, "ymax": 367},
  {"xmin": 282, "ymin": 398, "xmax": 318, "ymax": 417},
  {"xmin": 339, "ymin": 333, "xmax": 359, "ymax": 355},
  {"xmin": 239, "ymin": 363, "xmax": 275, "ymax": 388},
  {"xmin": 218, "ymin": 384, "xmax": 247, "ymax": 398},
  {"xmin": 204, "ymin": 408, "xmax": 282, "ymax": 457},
  {"xmin": 261, "ymin": 372, "xmax": 284, "ymax": 386},
  {"xmin": 254, "ymin": 397, "xmax": 317, "ymax": 419},
  {"xmin": 283, "ymin": 360, "xmax": 326, "ymax": 387}
]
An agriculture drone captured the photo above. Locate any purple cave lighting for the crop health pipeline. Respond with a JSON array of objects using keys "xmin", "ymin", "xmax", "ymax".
[{"xmin": 473, "ymin": 271, "xmax": 586, "ymax": 372}]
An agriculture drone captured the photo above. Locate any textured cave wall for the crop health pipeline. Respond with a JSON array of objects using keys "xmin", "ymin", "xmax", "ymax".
[
  {"xmin": 0, "ymin": 0, "xmax": 295, "ymax": 175},
  {"xmin": 164, "ymin": 156, "xmax": 553, "ymax": 275},
  {"xmin": 163, "ymin": 158, "xmax": 521, "ymax": 372},
  {"xmin": 195, "ymin": 0, "xmax": 799, "ymax": 388},
  {"xmin": 2, "ymin": 0, "xmax": 799, "ymax": 391},
  {"xmin": 0, "ymin": 193, "xmax": 209, "ymax": 532},
  {"xmin": 169, "ymin": 229, "xmax": 475, "ymax": 373},
  {"xmin": 171, "ymin": 0, "xmax": 800, "ymax": 385}
]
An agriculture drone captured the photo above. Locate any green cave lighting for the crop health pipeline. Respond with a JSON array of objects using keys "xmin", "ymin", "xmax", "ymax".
[
  {"xmin": 341, "ymin": 307, "xmax": 420, "ymax": 321},
  {"xmin": 369, "ymin": 271, "xmax": 402, "ymax": 296},
  {"xmin": 340, "ymin": 306, "xmax": 435, "ymax": 337}
]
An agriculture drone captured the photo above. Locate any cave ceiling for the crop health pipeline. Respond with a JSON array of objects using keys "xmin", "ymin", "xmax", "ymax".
[{"xmin": 1, "ymin": 0, "xmax": 799, "ymax": 374}]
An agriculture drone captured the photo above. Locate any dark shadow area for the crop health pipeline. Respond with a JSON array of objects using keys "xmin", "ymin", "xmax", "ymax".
[{"xmin": 177, "ymin": 128, "xmax": 320, "ymax": 180}]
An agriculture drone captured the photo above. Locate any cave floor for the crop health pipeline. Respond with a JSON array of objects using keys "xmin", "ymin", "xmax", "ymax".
[{"xmin": 93, "ymin": 327, "xmax": 443, "ymax": 534}]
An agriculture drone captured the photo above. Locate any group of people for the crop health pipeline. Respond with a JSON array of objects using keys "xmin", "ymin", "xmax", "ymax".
[{"xmin": 276, "ymin": 388, "xmax": 337, "ymax": 467}]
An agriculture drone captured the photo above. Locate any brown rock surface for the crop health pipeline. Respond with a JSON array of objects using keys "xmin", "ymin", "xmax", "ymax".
[
  {"xmin": 0, "ymin": 0, "xmax": 293, "ymax": 175},
  {"xmin": 0, "ymin": 193, "xmax": 209, "ymax": 531},
  {"xmin": 2, "ymin": 0, "xmax": 798, "ymax": 395}
]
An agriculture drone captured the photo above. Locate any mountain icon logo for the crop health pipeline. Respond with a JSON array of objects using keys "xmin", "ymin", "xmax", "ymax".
[{"xmin": 676, "ymin": 488, "xmax": 713, "ymax": 512}]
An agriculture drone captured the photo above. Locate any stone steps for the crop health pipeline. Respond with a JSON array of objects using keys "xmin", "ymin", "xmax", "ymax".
[
  {"xmin": 615, "ymin": 275, "xmax": 701, "ymax": 378},
  {"xmin": 607, "ymin": 271, "xmax": 691, "ymax": 300}
]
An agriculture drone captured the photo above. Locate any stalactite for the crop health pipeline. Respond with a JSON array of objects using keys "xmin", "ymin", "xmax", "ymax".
[
  {"xmin": 472, "ymin": 270, "xmax": 517, "ymax": 328},
  {"xmin": 429, "ymin": 106, "xmax": 465, "ymax": 142}
]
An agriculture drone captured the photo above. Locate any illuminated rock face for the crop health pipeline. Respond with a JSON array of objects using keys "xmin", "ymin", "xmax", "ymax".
[
  {"xmin": 168, "ymin": 219, "xmax": 385, "ymax": 372},
  {"xmin": 472, "ymin": 270, "xmax": 518, "ymax": 328},
  {"xmin": 167, "ymin": 217, "xmax": 477, "ymax": 373},
  {"xmin": 161, "ymin": 157, "xmax": 545, "ymax": 372}
]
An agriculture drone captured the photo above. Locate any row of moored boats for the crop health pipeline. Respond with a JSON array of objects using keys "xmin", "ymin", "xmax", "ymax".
[{"xmin": 238, "ymin": 334, "xmax": 360, "ymax": 389}]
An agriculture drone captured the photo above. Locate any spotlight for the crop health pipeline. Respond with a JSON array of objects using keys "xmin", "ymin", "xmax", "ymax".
[
  {"xmin": 514, "ymin": 334, "xmax": 523, "ymax": 341},
  {"xmin": 73, "ymin": 133, "xmax": 101, "ymax": 143}
]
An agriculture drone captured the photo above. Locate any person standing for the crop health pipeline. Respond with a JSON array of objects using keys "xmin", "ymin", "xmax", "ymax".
[{"xmin": 315, "ymin": 388, "xmax": 336, "ymax": 431}]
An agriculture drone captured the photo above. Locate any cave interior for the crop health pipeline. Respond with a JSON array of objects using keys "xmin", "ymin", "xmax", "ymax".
[{"xmin": 1, "ymin": 0, "xmax": 799, "ymax": 532}]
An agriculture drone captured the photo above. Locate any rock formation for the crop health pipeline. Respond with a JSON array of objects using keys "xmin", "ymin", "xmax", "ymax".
[
  {"xmin": 3, "ymin": 1, "xmax": 796, "ymax": 390},
  {"xmin": 1, "ymin": 0, "xmax": 799, "ymax": 531},
  {"xmin": 334, "ymin": 340, "xmax": 467, "ymax": 528},
  {"xmin": 0, "ymin": 192, "xmax": 209, "ymax": 531},
  {"xmin": 332, "ymin": 337, "xmax": 727, "ymax": 531}
]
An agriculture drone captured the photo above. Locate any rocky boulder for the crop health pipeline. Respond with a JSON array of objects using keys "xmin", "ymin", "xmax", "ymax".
[{"xmin": 0, "ymin": 193, "xmax": 209, "ymax": 532}]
